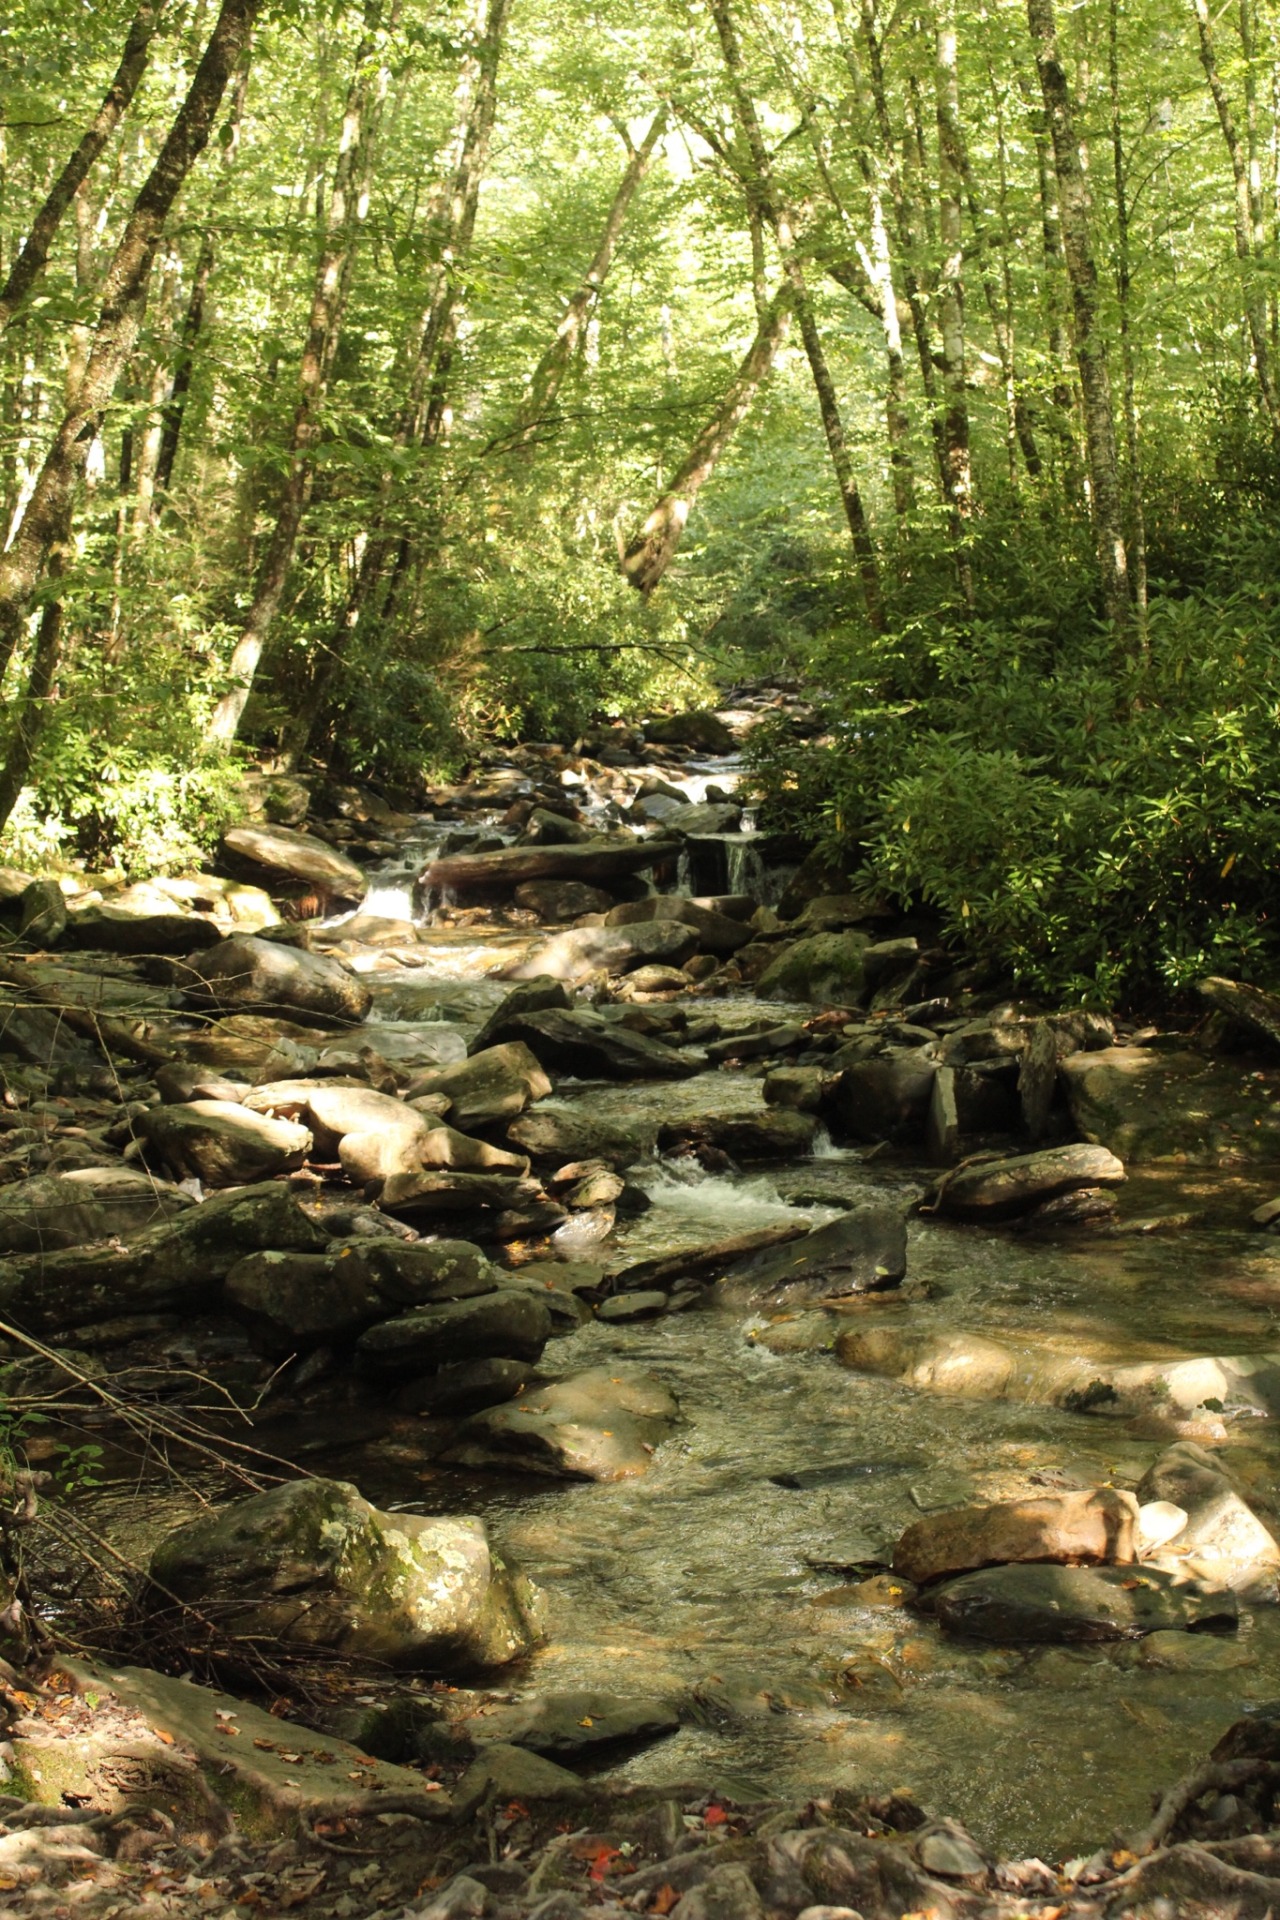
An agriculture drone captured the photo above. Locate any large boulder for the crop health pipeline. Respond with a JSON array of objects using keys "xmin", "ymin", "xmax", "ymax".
[
  {"xmin": 149, "ymin": 1478, "xmax": 540, "ymax": 1668},
  {"xmin": 225, "ymin": 1248, "xmax": 385, "ymax": 1353},
  {"xmin": 929, "ymin": 1143, "xmax": 1126, "ymax": 1218},
  {"xmin": 830, "ymin": 1049, "xmax": 938, "ymax": 1144},
  {"xmin": 186, "ymin": 936, "xmax": 372, "ymax": 1027},
  {"xmin": 446, "ymin": 1367, "xmax": 678, "ymax": 1482},
  {"xmin": 1060, "ymin": 1045, "xmax": 1280, "ymax": 1164},
  {"xmin": 468, "ymin": 979, "xmax": 571, "ymax": 1055},
  {"xmin": 140, "ymin": 1100, "xmax": 312, "ymax": 1186},
  {"xmin": 489, "ymin": 1008, "xmax": 698, "ymax": 1081},
  {"xmin": 643, "ymin": 710, "xmax": 736, "ymax": 753},
  {"xmin": 927, "ymin": 1562, "xmax": 1238, "ymax": 1643},
  {"xmin": 421, "ymin": 837, "xmax": 679, "ymax": 899},
  {"xmin": 603, "ymin": 896, "xmax": 752, "ymax": 955},
  {"xmin": 0, "ymin": 1167, "xmax": 193, "ymax": 1254},
  {"xmin": 502, "ymin": 921, "xmax": 697, "ymax": 986},
  {"xmin": 409, "ymin": 1043, "xmax": 552, "ymax": 1129},
  {"xmin": 220, "ymin": 824, "xmax": 367, "ymax": 908},
  {"xmin": 756, "ymin": 932, "xmax": 871, "ymax": 1007},
  {"xmin": 893, "ymin": 1489, "xmax": 1139, "ymax": 1587},
  {"xmin": 62, "ymin": 897, "xmax": 224, "ymax": 954},
  {"xmin": 1136, "ymin": 1441, "xmax": 1280, "ymax": 1598},
  {"xmin": 717, "ymin": 1205, "xmax": 907, "ymax": 1306},
  {"xmin": 513, "ymin": 879, "xmax": 614, "ymax": 920},
  {"xmin": 354, "ymin": 1290, "xmax": 553, "ymax": 1379}
]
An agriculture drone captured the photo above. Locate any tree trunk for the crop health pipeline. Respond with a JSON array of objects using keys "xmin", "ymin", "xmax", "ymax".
[
  {"xmin": 206, "ymin": 14, "xmax": 387, "ymax": 744},
  {"xmin": 1108, "ymin": 0, "xmax": 1147, "ymax": 643},
  {"xmin": 1191, "ymin": 0, "xmax": 1280, "ymax": 436},
  {"xmin": 1026, "ymin": 0, "xmax": 1130, "ymax": 639},
  {"xmin": 0, "ymin": 0, "xmax": 163, "ymax": 338},
  {"xmin": 0, "ymin": 506, "xmax": 72, "ymax": 830},
  {"xmin": 621, "ymin": 282, "xmax": 793, "ymax": 596},
  {"xmin": 0, "ymin": 0, "xmax": 262, "ymax": 700},
  {"xmin": 508, "ymin": 107, "xmax": 665, "ymax": 449}
]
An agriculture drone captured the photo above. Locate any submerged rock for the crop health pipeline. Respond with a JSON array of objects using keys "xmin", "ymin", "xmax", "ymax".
[
  {"xmin": 446, "ymin": 1365, "xmax": 678, "ymax": 1481},
  {"xmin": 892, "ymin": 1488, "xmax": 1139, "ymax": 1586},
  {"xmin": 467, "ymin": 1689, "xmax": 679, "ymax": 1756},
  {"xmin": 717, "ymin": 1205, "xmax": 907, "ymax": 1306},
  {"xmin": 149, "ymin": 1478, "xmax": 540, "ymax": 1667},
  {"xmin": 927, "ymin": 1561, "xmax": 1238, "ymax": 1642}
]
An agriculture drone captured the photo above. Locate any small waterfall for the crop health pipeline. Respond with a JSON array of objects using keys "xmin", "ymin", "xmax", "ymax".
[{"xmin": 672, "ymin": 832, "xmax": 797, "ymax": 906}]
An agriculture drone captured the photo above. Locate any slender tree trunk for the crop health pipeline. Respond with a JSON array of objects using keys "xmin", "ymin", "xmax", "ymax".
[
  {"xmin": 1108, "ymin": 0, "xmax": 1147, "ymax": 643},
  {"xmin": 622, "ymin": 283, "xmax": 793, "ymax": 596},
  {"xmin": 932, "ymin": 0, "xmax": 973, "ymax": 604},
  {"xmin": 0, "ymin": 503, "xmax": 72, "ymax": 828},
  {"xmin": 0, "ymin": 0, "xmax": 262, "ymax": 701},
  {"xmin": 206, "ymin": 14, "xmax": 387, "ymax": 744},
  {"xmin": 281, "ymin": 0, "xmax": 509, "ymax": 765},
  {"xmin": 0, "ymin": 0, "xmax": 164, "ymax": 338},
  {"xmin": 508, "ymin": 107, "xmax": 665, "ymax": 449},
  {"xmin": 1026, "ymin": 0, "xmax": 1130, "ymax": 638},
  {"xmin": 1191, "ymin": 0, "xmax": 1280, "ymax": 435}
]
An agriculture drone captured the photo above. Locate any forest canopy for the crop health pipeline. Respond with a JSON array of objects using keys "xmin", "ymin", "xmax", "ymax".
[{"xmin": 3, "ymin": 0, "xmax": 1280, "ymax": 995}]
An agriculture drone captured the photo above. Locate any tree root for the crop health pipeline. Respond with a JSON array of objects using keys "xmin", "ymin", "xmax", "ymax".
[{"xmin": 1127, "ymin": 1758, "xmax": 1280, "ymax": 1856}]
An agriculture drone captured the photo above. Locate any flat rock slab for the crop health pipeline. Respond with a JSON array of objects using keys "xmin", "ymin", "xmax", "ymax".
[
  {"xmin": 221, "ymin": 824, "xmax": 368, "ymax": 906},
  {"xmin": 717, "ymin": 1205, "xmax": 907, "ymax": 1306},
  {"xmin": 1061, "ymin": 1044, "xmax": 1280, "ymax": 1164},
  {"xmin": 503, "ymin": 920, "xmax": 698, "ymax": 986},
  {"xmin": 46, "ymin": 1660, "xmax": 448, "ymax": 1833},
  {"xmin": 446, "ymin": 1366, "xmax": 678, "ymax": 1481},
  {"xmin": 465, "ymin": 1690, "xmax": 680, "ymax": 1757},
  {"xmin": 930, "ymin": 1143, "xmax": 1125, "ymax": 1218},
  {"xmin": 423, "ymin": 837, "xmax": 680, "ymax": 897},
  {"xmin": 893, "ymin": 1488, "xmax": 1139, "ymax": 1586},
  {"xmin": 928, "ymin": 1561, "xmax": 1239, "ymax": 1642},
  {"xmin": 0, "ymin": 1166, "xmax": 192, "ymax": 1254},
  {"xmin": 492, "ymin": 1007, "xmax": 698, "ymax": 1081},
  {"xmin": 187, "ymin": 934, "xmax": 372, "ymax": 1027},
  {"xmin": 355, "ymin": 1289, "xmax": 553, "ymax": 1378}
]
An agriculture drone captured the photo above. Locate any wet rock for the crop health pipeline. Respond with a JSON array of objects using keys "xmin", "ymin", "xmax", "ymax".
[
  {"xmin": 604, "ymin": 896, "xmax": 752, "ymax": 955},
  {"xmin": 336, "ymin": 1110, "xmax": 441, "ymax": 1184},
  {"xmin": 468, "ymin": 978, "xmax": 572, "ymax": 1054},
  {"xmin": 150, "ymin": 1478, "xmax": 540, "ymax": 1667},
  {"xmin": 491, "ymin": 1008, "xmax": 698, "ymax": 1080},
  {"xmin": 1136, "ymin": 1441, "xmax": 1280, "ymax": 1597},
  {"xmin": 220, "ymin": 824, "xmax": 367, "ymax": 907},
  {"xmin": 831, "ymin": 1049, "xmax": 937, "ymax": 1143},
  {"xmin": 704, "ymin": 1022, "xmax": 803, "ymax": 1063},
  {"xmin": 764, "ymin": 1066, "xmax": 832, "ymax": 1112},
  {"xmin": 409, "ymin": 1043, "xmax": 552, "ymax": 1129},
  {"xmin": 1061, "ymin": 1044, "xmax": 1280, "ymax": 1163},
  {"xmin": 520, "ymin": 807, "xmax": 591, "ymax": 845},
  {"xmin": 597, "ymin": 1290, "xmax": 667, "ymax": 1322},
  {"xmin": 514, "ymin": 879, "xmax": 614, "ymax": 919},
  {"xmin": 378, "ymin": 1168, "xmax": 550, "ymax": 1224},
  {"xmin": 658, "ymin": 1110, "xmax": 818, "ymax": 1162},
  {"xmin": 504, "ymin": 921, "xmax": 698, "ymax": 987},
  {"xmin": 837, "ymin": 1326, "xmax": 1016, "ymax": 1398},
  {"xmin": 139, "ymin": 1099, "xmax": 312, "ymax": 1185},
  {"xmin": 0, "ymin": 1166, "xmax": 193, "ymax": 1253},
  {"xmin": 928, "ymin": 1143, "xmax": 1125, "ymax": 1218},
  {"xmin": 447, "ymin": 1366, "xmax": 678, "ymax": 1481},
  {"xmin": 608, "ymin": 1221, "xmax": 806, "ymax": 1293},
  {"xmin": 187, "ymin": 935, "xmax": 372, "ymax": 1027},
  {"xmin": 756, "ymin": 933, "xmax": 871, "ymax": 1007},
  {"xmin": 507, "ymin": 1103, "xmax": 657, "ymax": 1168},
  {"xmin": 468, "ymin": 1690, "xmax": 679, "ymax": 1756},
  {"xmin": 422, "ymin": 836, "xmax": 680, "ymax": 898},
  {"xmin": 718, "ymin": 1205, "xmax": 907, "ymax": 1306},
  {"xmin": 451, "ymin": 1743, "xmax": 586, "ymax": 1819},
  {"xmin": 637, "ymin": 800, "xmax": 743, "ymax": 837},
  {"xmin": 892, "ymin": 1488, "xmax": 1139, "ymax": 1586},
  {"xmin": 355, "ymin": 1290, "xmax": 553, "ymax": 1378},
  {"xmin": 928, "ymin": 1561, "xmax": 1238, "ymax": 1642},
  {"xmin": 224, "ymin": 1247, "xmax": 384, "ymax": 1353},
  {"xmin": 561, "ymin": 1167, "xmax": 624, "ymax": 1208},
  {"xmin": 643, "ymin": 709, "xmax": 736, "ymax": 753},
  {"xmin": 397, "ymin": 1356, "xmax": 530, "ymax": 1416}
]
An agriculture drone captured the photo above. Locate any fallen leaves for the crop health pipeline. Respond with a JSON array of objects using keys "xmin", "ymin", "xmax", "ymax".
[{"xmin": 649, "ymin": 1884, "xmax": 680, "ymax": 1914}]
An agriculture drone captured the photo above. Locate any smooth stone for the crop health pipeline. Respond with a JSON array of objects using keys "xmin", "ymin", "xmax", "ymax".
[
  {"xmin": 0, "ymin": 1166, "xmax": 193, "ymax": 1253},
  {"xmin": 597, "ymin": 1290, "xmax": 667, "ymax": 1322},
  {"xmin": 491, "ymin": 1007, "xmax": 698, "ymax": 1080},
  {"xmin": 224, "ymin": 1247, "xmax": 384, "ymax": 1353},
  {"xmin": 604, "ymin": 895, "xmax": 751, "ymax": 955},
  {"xmin": 658, "ymin": 1109, "xmax": 818, "ymax": 1161},
  {"xmin": 139, "ymin": 1099, "xmax": 312, "ymax": 1186},
  {"xmin": 446, "ymin": 1366, "xmax": 678, "ymax": 1481},
  {"xmin": 930, "ymin": 1143, "xmax": 1125, "ymax": 1218},
  {"xmin": 831, "ymin": 1048, "xmax": 938, "ymax": 1144},
  {"xmin": 717, "ymin": 1205, "xmax": 907, "ymax": 1306},
  {"xmin": 1060, "ymin": 1044, "xmax": 1280, "ymax": 1164},
  {"xmin": 221, "ymin": 824, "xmax": 367, "ymax": 906},
  {"xmin": 450, "ymin": 1743, "xmax": 586, "ymax": 1819},
  {"xmin": 513, "ymin": 879, "xmax": 614, "ymax": 920},
  {"xmin": 756, "ymin": 932, "xmax": 871, "ymax": 1007},
  {"xmin": 408, "ymin": 1043, "xmax": 552, "ymax": 1129},
  {"xmin": 354, "ymin": 1290, "xmax": 553, "ymax": 1378},
  {"xmin": 187, "ymin": 934, "xmax": 372, "ymax": 1027},
  {"xmin": 1136, "ymin": 1441, "xmax": 1280, "ymax": 1596},
  {"xmin": 468, "ymin": 1689, "xmax": 679, "ymax": 1756},
  {"xmin": 467, "ymin": 978, "xmax": 572, "ymax": 1055},
  {"xmin": 503, "ymin": 920, "xmax": 698, "ymax": 986},
  {"xmin": 929, "ymin": 1561, "xmax": 1238, "ymax": 1642},
  {"xmin": 892, "ymin": 1488, "xmax": 1139, "ymax": 1586}
]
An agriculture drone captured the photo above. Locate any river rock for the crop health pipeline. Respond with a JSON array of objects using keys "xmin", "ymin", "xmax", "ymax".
[
  {"xmin": 1060, "ymin": 1044, "xmax": 1280, "ymax": 1163},
  {"xmin": 658, "ymin": 1110, "xmax": 818, "ymax": 1162},
  {"xmin": 892, "ymin": 1489, "xmax": 1140, "ymax": 1587},
  {"xmin": 467, "ymin": 979, "xmax": 572, "ymax": 1054},
  {"xmin": 0, "ymin": 1166, "xmax": 193, "ymax": 1254},
  {"xmin": 636, "ymin": 799, "xmax": 742, "ymax": 836},
  {"xmin": 352, "ymin": 1238, "xmax": 494, "ymax": 1306},
  {"xmin": 764, "ymin": 1066, "xmax": 832, "ymax": 1112},
  {"xmin": 756, "ymin": 933, "xmax": 871, "ymax": 1007},
  {"xmin": 187, "ymin": 935, "xmax": 372, "ymax": 1027},
  {"xmin": 643, "ymin": 709, "xmax": 736, "ymax": 752},
  {"xmin": 503, "ymin": 921, "xmax": 698, "ymax": 986},
  {"xmin": 1136, "ymin": 1441, "xmax": 1280, "ymax": 1597},
  {"xmin": 604, "ymin": 896, "xmax": 752, "ymax": 954},
  {"xmin": 336, "ymin": 1111, "xmax": 439, "ymax": 1184},
  {"xmin": 220, "ymin": 824, "xmax": 368, "ymax": 908},
  {"xmin": 422, "ymin": 836, "xmax": 680, "ymax": 899},
  {"xmin": 446, "ymin": 1366, "xmax": 678, "ymax": 1481},
  {"xmin": 397, "ymin": 1356, "xmax": 530, "ymax": 1416},
  {"xmin": 140, "ymin": 1099, "xmax": 312, "ymax": 1185},
  {"xmin": 409, "ymin": 1043, "xmax": 552, "ymax": 1128},
  {"xmin": 225, "ymin": 1247, "xmax": 384, "ymax": 1352},
  {"xmin": 927, "ymin": 1561, "xmax": 1238, "ymax": 1642},
  {"xmin": 837, "ymin": 1326, "xmax": 1017, "ymax": 1398},
  {"xmin": 718, "ymin": 1206, "xmax": 907, "ymax": 1306},
  {"xmin": 830, "ymin": 1049, "xmax": 938, "ymax": 1143},
  {"xmin": 929, "ymin": 1143, "xmax": 1125, "ymax": 1218},
  {"xmin": 507, "ymin": 1102, "xmax": 658, "ymax": 1167},
  {"xmin": 468, "ymin": 1689, "xmax": 679, "ymax": 1756},
  {"xmin": 354, "ymin": 1290, "xmax": 553, "ymax": 1378},
  {"xmin": 520, "ymin": 806, "xmax": 590, "ymax": 845},
  {"xmin": 489, "ymin": 1007, "xmax": 698, "ymax": 1080},
  {"xmin": 64, "ymin": 897, "xmax": 226, "ymax": 954},
  {"xmin": 149, "ymin": 1478, "xmax": 539, "ymax": 1667},
  {"xmin": 513, "ymin": 879, "xmax": 614, "ymax": 919}
]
